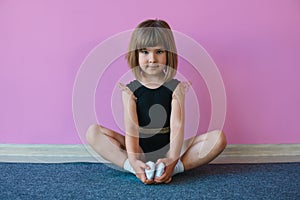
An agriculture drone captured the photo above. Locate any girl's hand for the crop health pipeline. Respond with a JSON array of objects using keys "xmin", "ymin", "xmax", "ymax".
[
  {"xmin": 130, "ymin": 159, "xmax": 154, "ymax": 185},
  {"xmin": 154, "ymin": 158, "xmax": 177, "ymax": 184}
]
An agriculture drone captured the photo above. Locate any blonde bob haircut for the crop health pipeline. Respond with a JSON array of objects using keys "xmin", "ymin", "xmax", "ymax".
[{"xmin": 126, "ymin": 19, "xmax": 178, "ymax": 82}]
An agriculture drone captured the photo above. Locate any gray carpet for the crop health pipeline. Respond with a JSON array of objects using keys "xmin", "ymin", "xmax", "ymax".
[{"xmin": 0, "ymin": 162, "xmax": 299, "ymax": 199}]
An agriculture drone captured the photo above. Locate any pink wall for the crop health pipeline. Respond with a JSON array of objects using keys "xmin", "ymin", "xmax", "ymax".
[{"xmin": 1, "ymin": 0, "xmax": 299, "ymax": 144}]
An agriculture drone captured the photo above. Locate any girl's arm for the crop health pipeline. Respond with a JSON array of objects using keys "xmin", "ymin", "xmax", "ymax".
[
  {"xmin": 121, "ymin": 84, "xmax": 152, "ymax": 184},
  {"xmin": 170, "ymin": 82, "xmax": 191, "ymax": 156},
  {"xmin": 168, "ymin": 82, "xmax": 188, "ymax": 161},
  {"xmin": 121, "ymin": 88, "xmax": 140, "ymax": 161},
  {"xmin": 155, "ymin": 82, "xmax": 190, "ymax": 183}
]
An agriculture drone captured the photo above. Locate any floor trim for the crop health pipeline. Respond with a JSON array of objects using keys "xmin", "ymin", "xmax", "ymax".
[
  {"xmin": 0, "ymin": 144, "xmax": 300, "ymax": 163},
  {"xmin": 213, "ymin": 144, "xmax": 300, "ymax": 163}
]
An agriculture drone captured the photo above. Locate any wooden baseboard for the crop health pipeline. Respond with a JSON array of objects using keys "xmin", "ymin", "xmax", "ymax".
[
  {"xmin": 0, "ymin": 144, "xmax": 106, "ymax": 163},
  {"xmin": 0, "ymin": 144, "xmax": 299, "ymax": 163},
  {"xmin": 212, "ymin": 144, "xmax": 300, "ymax": 163}
]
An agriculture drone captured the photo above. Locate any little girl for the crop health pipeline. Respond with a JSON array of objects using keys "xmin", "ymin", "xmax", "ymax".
[{"xmin": 86, "ymin": 19, "xmax": 227, "ymax": 184}]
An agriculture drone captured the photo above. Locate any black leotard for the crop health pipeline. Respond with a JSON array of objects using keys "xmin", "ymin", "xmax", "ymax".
[{"xmin": 127, "ymin": 79, "xmax": 180, "ymax": 161}]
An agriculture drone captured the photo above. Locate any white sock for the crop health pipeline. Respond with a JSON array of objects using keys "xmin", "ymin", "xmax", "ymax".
[
  {"xmin": 155, "ymin": 162, "xmax": 165, "ymax": 177},
  {"xmin": 145, "ymin": 161, "xmax": 156, "ymax": 180},
  {"xmin": 123, "ymin": 159, "xmax": 135, "ymax": 174},
  {"xmin": 172, "ymin": 159, "xmax": 184, "ymax": 176}
]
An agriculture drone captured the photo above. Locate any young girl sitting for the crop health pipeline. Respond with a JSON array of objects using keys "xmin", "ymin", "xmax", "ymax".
[{"xmin": 86, "ymin": 19, "xmax": 227, "ymax": 184}]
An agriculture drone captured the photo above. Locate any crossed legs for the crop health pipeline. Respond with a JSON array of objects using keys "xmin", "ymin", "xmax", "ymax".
[{"xmin": 86, "ymin": 124, "xmax": 227, "ymax": 171}]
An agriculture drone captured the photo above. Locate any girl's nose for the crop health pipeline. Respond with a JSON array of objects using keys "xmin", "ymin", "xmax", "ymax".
[{"xmin": 148, "ymin": 53, "xmax": 156, "ymax": 63}]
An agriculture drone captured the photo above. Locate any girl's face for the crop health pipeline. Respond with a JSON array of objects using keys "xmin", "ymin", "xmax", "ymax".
[{"xmin": 138, "ymin": 46, "xmax": 167, "ymax": 77}]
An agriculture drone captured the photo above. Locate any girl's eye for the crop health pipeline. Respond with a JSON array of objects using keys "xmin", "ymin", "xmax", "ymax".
[
  {"xmin": 157, "ymin": 50, "xmax": 165, "ymax": 54},
  {"xmin": 140, "ymin": 50, "xmax": 148, "ymax": 54}
]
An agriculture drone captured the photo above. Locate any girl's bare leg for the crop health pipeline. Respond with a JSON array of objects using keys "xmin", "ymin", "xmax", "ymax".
[
  {"xmin": 86, "ymin": 124, "xmax": 127, "ymax": 167},
  {"xmin": 180, "ymin": 130, "xmax": 227, "ymax": 170}
]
